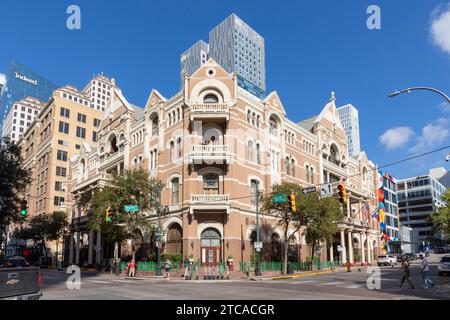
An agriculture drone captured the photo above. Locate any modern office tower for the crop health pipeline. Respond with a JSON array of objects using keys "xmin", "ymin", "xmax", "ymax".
[
  {"xmin": 0, "ymin": 61, "xmax": 58, "ymax": 135},
  {"xmin": 337, "ymin": 104, "xmax": 361, "ymax": 158},
  {"xmin": 0, "ymin": 73, "xmax": 6, "ymax": 96},
  {"xmin": 82, "ymin": 74, "xmax": 116, "ymax": 111},
  {"xmin": 397, "ymin": 174, "xmax": 447, "ymax": 251},
  {"xmin": 19, "ymin": 85, "xmax": 104, "ymax": 219},
  {"xmin": 181, "ymin": 14, "xmax": 266, "ymax": 99},
  {"xmin": 379, "ymin": 171, "xmax": 401, "ymax": 253},
  {"xmin": 180, "ymin": 40, "xmax": 209, "ymax": 86},
  {"xmin": 429, "ymin": 167, "xmax": 450, "ymax": 188},
  {"xmin": 2, "ymin": 97, "xmax": 43, "ymax": 142}
]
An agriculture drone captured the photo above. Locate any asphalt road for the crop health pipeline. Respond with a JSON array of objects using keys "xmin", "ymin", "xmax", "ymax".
[{"xmin": 40, "ymin": 255, "xmax": 450, "ymax": 300}]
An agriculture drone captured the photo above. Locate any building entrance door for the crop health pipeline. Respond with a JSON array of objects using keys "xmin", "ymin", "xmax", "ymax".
[{"xmin": 200, "ymin": 228, "xmax": 222, "ymax": 266}]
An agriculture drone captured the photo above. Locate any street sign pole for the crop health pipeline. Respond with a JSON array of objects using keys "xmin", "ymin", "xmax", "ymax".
[{"xmin": 255, "ymin": 187, "xmax": 261, "ymax": 276}]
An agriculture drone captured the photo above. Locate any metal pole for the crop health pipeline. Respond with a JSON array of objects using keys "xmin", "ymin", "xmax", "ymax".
[
  {"xmin": 255, "ymin": 187, "xmax": 261, "ymax": 276},
  {"xmin": 155, "ymin": 187, "xmax": 162, "ymax": 276},
  {"xmin": 389, "ymin": 87, "xmax": 450, "ymax": 103}
]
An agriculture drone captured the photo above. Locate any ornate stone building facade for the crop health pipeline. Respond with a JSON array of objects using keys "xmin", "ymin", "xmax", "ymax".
[{"xmin": 68, "ymin": 59, "xmax": 380, "ymax": 267}]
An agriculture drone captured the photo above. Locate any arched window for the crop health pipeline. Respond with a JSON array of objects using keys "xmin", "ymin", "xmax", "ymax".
[
  {"xmin": 168, "ymin": 113, "xmax": 172, "ymax": 126},
  {"xmin": 166, "ymin": 224, "xmax": 182, "ymax": 255},
  {"xmin": 247, "ymin": 110, "xmax": 251, "ymax": 123},
  {"xmin": 256, "ymin": 143, "xmax": 261, "ymax": 165},
  {"xmin": 256, "ymin": 115, "xmax": 260, "ymax": 128},
  {"xmin": 80, "ymin": 159, "xmax": 86, "ymax": 175},
  {"xmin": 109, "ymin": 135, "xmax": 118, "ymax": 154},
  {"xmin": 177, "ymin": 137, "xmax": 182, "ymax": 159},
  {"xmin": 152, "ymin": 115, "xmax": 159, "ymax": 136},
  {"xmin": 252, "ymin": 112, "xmax": 256, "ymax": 126},
  {"xmin": 329, "ymin": 145, "xmax": 339, "ymax": 165},
  {"xmin": 170, "ymin": 141, "xmax": 175, "ymax": 162},
  {"xmin": 306, "ymin": 165, "xmax": 310, "ymax": 183},
  {"xmin": 310, "ymin": 167, "xmax": 314, "ymax": 184},
  {"xmin": 248, "ymin": 140, "xmax": 254, "ymax": 162},
  {"xmin": 172, "ymin": 178, "xmax": 179, "ymax": 205},
  {"xmin": 203, "ymin": 94, "xmax": 219, "ymax": 104},
  {"xmin": 177, "ymin": 109, "xmax": 181, "ymax": 122},
  {"xmin": 291, "ymin": 159, "xmax": 296, "ymax": 177},
  {"xmin": 250, "ymin": 179, "xmax": 260, "ymax": 205},
  {"xmin": 285, "ymin": 157, "xmax": 290, "ymax": 176},
  {"xmin": 269, "ymin": 118, "xmax": 278, "ymax": 136}
]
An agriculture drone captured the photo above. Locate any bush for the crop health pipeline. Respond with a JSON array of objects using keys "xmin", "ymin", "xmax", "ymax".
[{"xmin": 161, "ymin": 253, "xmax": 182, "ymax": 263}]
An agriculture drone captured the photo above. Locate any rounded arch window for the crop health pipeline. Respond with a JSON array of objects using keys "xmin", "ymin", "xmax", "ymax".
[
  {"xmin": 109, "ymin": 135, "xmax": 118, "ymax": 154},
  {"xmin": 269, "ymin": 117, "xmax": 278, "ymax": 136},
  {"xmin": 150, "ymin": 114, "xmax": 159, "ymax": 136},
  {"xmin": 329, "ymin": 145, "xmax": 339, "ymax": 165},
  {"xmin": 201, "ymin": 228, "xmax": 221, "ymax": 247},
  {"xmin": 166, "ymin": 224, "xmax": 182, "ymax": 254},
  {"xmin": 203, "ymin": 94, "xmax": 219, "ymax": 104}
]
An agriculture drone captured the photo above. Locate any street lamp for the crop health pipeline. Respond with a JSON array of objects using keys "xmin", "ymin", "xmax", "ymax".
[
  {"xmin": 254, "ymin": 187, "xmax": 262, "ymax": 276},
  {"xmin": 389, "ymin": 87, "xmax": 450, "ymax": 103},
  {"xmin": 154, "ymin": 186, "xmax": 163, "ymax": 276}
]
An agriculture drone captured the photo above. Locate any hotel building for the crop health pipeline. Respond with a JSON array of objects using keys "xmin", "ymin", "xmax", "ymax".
[{"xmin": 68, "ymin": 59, "xmax": 380, "ymax": 267}]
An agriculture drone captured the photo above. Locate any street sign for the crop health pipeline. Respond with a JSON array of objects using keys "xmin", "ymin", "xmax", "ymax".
[
  {"xmin": 273, "ymin": 194, "xmax": 287, "ymax": 203},
  {"xmin": 254, "ymin": 242, "xmax": 263, "ymax": 250},
  {"xmin": 124, "ymin": 205, "xmax": 140, "ymax": 212},
  {"xmin": 320, "ymin": 183, "xmax": 333, "ymax": 198},
  {"xmin": 302, "ymin": 187, "xmax": 317, "ymax": 195},
  {"xmin": 337, "ymin": 245, "xmax": 343, "ymax": 252}
]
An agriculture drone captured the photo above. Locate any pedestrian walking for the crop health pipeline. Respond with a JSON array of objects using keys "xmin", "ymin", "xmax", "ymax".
[
  {"xmin": 128, "ymin": 259, "xmax": 136, "ymax": 277},
  {"xmin": 183, "ymin": 256, "xmax": 190, "ymax": 278},
  {"xmin": 399, "ymin": 257, "xmax": 414, "ymax": 289},
  {"xmin": 421, "ymin": 257, "xmax": 435, "ymax": 289},
  {"xmin": 164, "ymin": 259, "xmax": 172, "ymax": 279}
]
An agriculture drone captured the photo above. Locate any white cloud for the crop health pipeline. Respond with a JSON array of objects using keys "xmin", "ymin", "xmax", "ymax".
[
  {"xmin": 438, "ymin": 102, "xmax": 450, "ymax": 113},
  {"xmin": 379, "ymin": 127, "xmax": 415, "ymax": 150},
  {"xmin": 409, "ymin": 118, "xmax": 449, "ymax": 153},
  {"xmin": 430, "ymin": 3, "xmax": 450, "ymax": 56}
]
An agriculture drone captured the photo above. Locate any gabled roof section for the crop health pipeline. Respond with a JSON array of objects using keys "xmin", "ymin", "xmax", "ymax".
[
  {"xmin": 104, "ymin": 88, "xmax": 135, "ymax": 120},
  {"xmin": 297, "ymin": 116, "xmax": 318, "ymax": 132},
  {"xmin": 314, "ymin": 93, "xmax": 345, "ymax": 130},
  {"xmin": 145, "ymin": 89, "xmax": 167, "ymax": 111},
  {"xmin": 264, "ymin": 91, "xmax": 286, "ymax": 115},
  {"xmin": 190, "ymin": 57, "xmax": 233, "ymax": 79}
]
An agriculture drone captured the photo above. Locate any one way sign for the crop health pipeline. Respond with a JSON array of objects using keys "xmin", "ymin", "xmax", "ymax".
[{"xmin": 320, "ymin": 183, "xmax": 333, "ymax": 198}]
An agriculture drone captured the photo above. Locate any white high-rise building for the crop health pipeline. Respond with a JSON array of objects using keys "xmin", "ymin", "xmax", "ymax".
[
  {"xmin": 2, "ymin": 97, "xmax": 43, "ymax": 142},
  {"xmin": 337, "ymin": 104, "xmax": 361, "ymax": 157},
  {"xmin": 83, "ymin": 74, "xmax": 116, "ymax": 111},
  {"xmin": 0, "ymin": 73, "xmax": 6, "ymax": 96}
]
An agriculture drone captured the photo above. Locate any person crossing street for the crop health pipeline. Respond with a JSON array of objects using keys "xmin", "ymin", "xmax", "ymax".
[
  {"xmin": 420, "ymin": 257, "xmax": 435, "ymax": 289},
  {"xmin": 399, "ymin": 257, "xmax": 414, "ymax": 289}
]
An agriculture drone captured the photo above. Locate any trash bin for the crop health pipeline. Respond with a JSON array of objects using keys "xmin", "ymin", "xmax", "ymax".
[{"xmin": 287, "ymin": 262, "xmax": 294, "ymax": 274}]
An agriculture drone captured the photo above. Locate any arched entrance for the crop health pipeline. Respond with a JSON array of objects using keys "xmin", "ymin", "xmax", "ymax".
[
  {"xmin": 166, "ymin": 224, "xmax": 183, "ymax": 255},
  {"xmin": 200, "ymin": 228, "xmax": 222, "ymax": 266}
]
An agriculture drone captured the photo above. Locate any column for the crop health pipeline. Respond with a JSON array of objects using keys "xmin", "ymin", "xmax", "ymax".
[
  {"xmin": 69, "ymin": 233, "xmax": 74, "ymax": 265},
  {"xmin": 96, "ymin": 231, "xmax": 102, "ymax": 265},
  {"xmin": 347, "ymin": 230, "xmax": 353, "ymax": 264},
  {"xmin": 358, "ymin": 200, "xmax": 363, "ymax": 221},
  {"xmin": 75, "ymin": 232, "xmax": 80, "ymax": 265},
  {"xmin": 88, "ymin": 230, "xmax": 94, "ymax": 265},
  {"xmin": 347, "ymin": 192, "xmax": 351, "ymax": 218},
  {"xmin": 360, "ymin": 233, "xmax": 365, "ymax": 264},
  {"xmin": 340, "ymin": 229, "xmax": 347, "ymax": 263},
  {"xmin": 366, "ymin": 234, "xmax": 372, "ymax": 264}
]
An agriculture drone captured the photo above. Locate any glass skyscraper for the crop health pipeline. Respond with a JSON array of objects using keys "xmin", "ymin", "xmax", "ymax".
[
  {"xmin": 181, "ymin": 14, "xmax": 266, "ymax": 99},
  {"xmin": 0, "ymin": 61, "xmax": 58, "ymax": 135},
  {"xmin": 337, "ymin": 104, "xmax": 361, "ymax": 158}
]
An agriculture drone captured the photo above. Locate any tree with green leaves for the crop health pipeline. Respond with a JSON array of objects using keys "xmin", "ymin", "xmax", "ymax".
[
  {"xmin": 13, "ymin": 211, "xmax": 68, "ymax": 258},
  {"xmin": 297, "ymin": 192, "xmax": 343, "ymax": 264},
  {"xmin": 431, "ymin": 189, "xmax": 450, "ymax": 240},
  {"xmin": 88, "ymin": 169, "xmax": 163, "ymax": 259},
  {"xmin": 0, "ymin": 137, "xmax": 31, "ymax": 254},
  {"xmin": 260, "ymin": 182, "xmax": 304, "ymax": 274}
]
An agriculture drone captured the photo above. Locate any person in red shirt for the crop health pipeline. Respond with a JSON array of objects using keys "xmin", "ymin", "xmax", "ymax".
[{"xmin": 129, "ymin": 259, "xmax": 136, "ymax": 277}]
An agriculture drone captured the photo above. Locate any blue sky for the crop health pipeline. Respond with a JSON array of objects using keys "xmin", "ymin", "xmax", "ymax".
[{"xmin": 1, "ymin": 0, "xmax": 449, "ymax": 179}]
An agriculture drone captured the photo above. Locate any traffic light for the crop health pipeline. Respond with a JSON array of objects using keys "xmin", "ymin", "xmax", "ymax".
[
  {"xmin": 338, "ymin": 184, "xmax": 348, "ymax": 206},
  {"xmin": 288, "ymin": 192, "xmax": 296, "ymax": 213},
  {"xmin": 105, "ymin": 207, "xmax": 112, "ymax": 223},
  {"xmin": 20, "ymin": 200, "xmax": 28, "ymax": 216}
]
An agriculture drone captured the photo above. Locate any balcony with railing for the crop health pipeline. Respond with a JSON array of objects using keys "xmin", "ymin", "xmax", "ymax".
[
  {"xmin": 189, "ymin": 103, "xmax": 230, "ymax": 121},
  {"xmin": 189, "ymin": 194, "xmax": 230, "ymax": 214},
  {"xmin": 98, "ymin": 149, "xmax": 125, "ymax": 171},
  {"xmin": 189, "ymin": 145, "xmax": 231, "ymax": 164}
]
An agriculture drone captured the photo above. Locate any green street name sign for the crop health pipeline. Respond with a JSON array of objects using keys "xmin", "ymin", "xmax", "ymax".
[
  {"xmin": 273, "ymin": 194, "xmax": 287, "ymax": 203},
  {"xmin": 124, "ymin": 205, "xmax": 140, "ymax": 212}
]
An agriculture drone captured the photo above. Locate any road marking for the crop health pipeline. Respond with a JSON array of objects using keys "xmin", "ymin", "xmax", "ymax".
[
  {"xmin": 289, "ymin": 280, "xmax": 318, "ymax": 284},
  {"xmin": 88, "ymin": 280, "xmax": 111, "ymax": 284},
  {"xmin": 319, "ymin": 281, "xmax": 344, "ymax": 286},
  {"xmin": 343, "ymin": 284, "xmax": 365, "ymax": 289}
]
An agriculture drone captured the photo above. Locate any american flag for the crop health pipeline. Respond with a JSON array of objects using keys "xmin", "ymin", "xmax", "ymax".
[{"xmin": 362, "ymin": 203, "xmax": 370, "ymax": 219}]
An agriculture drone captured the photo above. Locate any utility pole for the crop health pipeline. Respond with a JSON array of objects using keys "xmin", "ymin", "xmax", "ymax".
[{"xmin": 255, "ymin": 186, "xmax": 261, "ymax": 276}]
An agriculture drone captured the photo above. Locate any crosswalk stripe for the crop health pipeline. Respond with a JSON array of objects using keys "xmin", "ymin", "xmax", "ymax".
[
  {"xmin": 88, "ymin": 280, "xmax": 110, "ymax": 284},
  {"xmin": 319, "ymin": 281, "xmax": 344, "ymax": 286}
]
